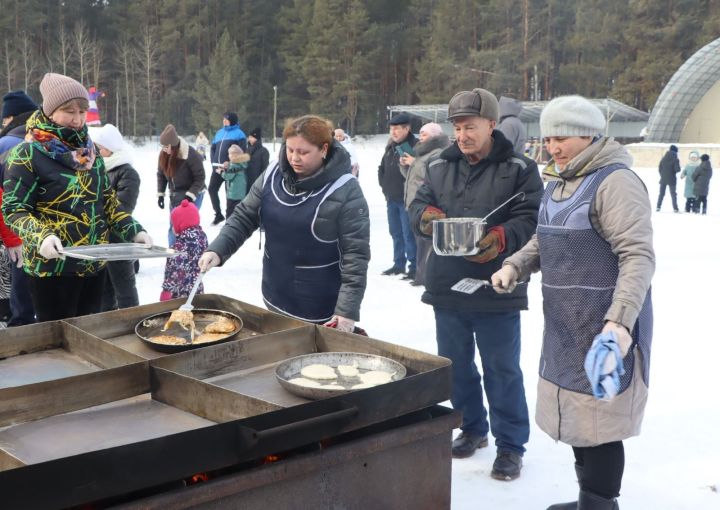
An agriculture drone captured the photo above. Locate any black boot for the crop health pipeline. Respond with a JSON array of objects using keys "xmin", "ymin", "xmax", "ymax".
[
  {"xmin": 546, "ymin": 464, "xmax": 584, "ymax": 510},
  {"xmin": 577, "ymin": 490, "xmax": 619, "ymax": 509}
]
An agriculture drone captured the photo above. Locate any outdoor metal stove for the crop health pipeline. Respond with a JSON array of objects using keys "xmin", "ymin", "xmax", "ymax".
[{"xmin": 0, "ymin": 296, "xmax": 457, "ymax": 509}]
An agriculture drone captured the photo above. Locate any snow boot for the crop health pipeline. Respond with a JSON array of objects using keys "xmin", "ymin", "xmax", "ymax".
[
  {"xmin": 546, "ymin": 464, "xmax": 584, "ymax": 510},
  {"xmin": 577, "ymin": 490, "xmax": 619, "ymax": 509}
]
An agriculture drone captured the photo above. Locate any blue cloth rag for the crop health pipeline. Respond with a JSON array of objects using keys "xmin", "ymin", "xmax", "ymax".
[{"xmin": 584, "ymin": 331, "xmax": 626, "ymax": 400}]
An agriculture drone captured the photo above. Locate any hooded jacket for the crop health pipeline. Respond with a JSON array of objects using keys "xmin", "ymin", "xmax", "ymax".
[
  {"xmin": 157, "ymin": 138, "xmax": 206, "ymax": 207},
  {"xmin": 658, "ymin": 149, "xmax": 680, "ymax": 185},
  {"xmin": 692, "ymin": 159, "xmax": 712, "ymax": 196},
  {"xmin": 400, "ymin": 133, "xmax": 450, "ymax": 209},
  {"xmin": 208, "ymin": 140, "xmax": 370, "ymax": 321},
  {"xmin": 680, "ymin": 154, "xmax": 700, "ymax": 198},
  {"xmin": 246, "ymin": 137, "xmax": 270, "ymax": 187},
  {"xmin": 497, "ymin": 97, "xmax": 527, "ymax": 154},
  {"xmin": 409, "ymin": 129, "xmax": 543, "ymax": 312},
  {"xmin": 504, "ymin": 138, "xmax": 655, "ymax": 446}
]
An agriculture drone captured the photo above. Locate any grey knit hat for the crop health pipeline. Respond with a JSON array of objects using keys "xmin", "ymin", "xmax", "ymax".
[
  {"xmin": 540, "ymin": 95, "xmax": 606, "ymax": 137},
  {"xmin": 447, "ymin": 88, "xmax": 499, "ymax": 122},
  {"xmin": 160, "ymin": 124, "xmax": 180, "ymax": 146},
  {"xmin": 39, "ymin": 73, "xmax": 88, "ymax": 116}
]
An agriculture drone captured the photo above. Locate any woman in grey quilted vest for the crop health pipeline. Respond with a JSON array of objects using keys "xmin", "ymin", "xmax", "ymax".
[{"xmin": 492, "ymin": 96, "xmax": 655, "ymax": 510}]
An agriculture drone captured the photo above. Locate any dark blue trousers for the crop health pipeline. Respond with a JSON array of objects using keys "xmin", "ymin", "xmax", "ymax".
[
  {"xmin": 8, "ymin": 264, "xmax": 35, "ymax": 326},
  {"xmin": 386, "ymin": 199, "xmax": 416, "ymax": 271},
  {"xmin": 434, "ymin": 308, "xmax": 529, "ymax": 455}
]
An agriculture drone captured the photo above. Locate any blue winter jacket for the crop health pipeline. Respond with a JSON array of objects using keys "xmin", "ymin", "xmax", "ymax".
[{"xmin": 210, "ymin": 125, "xmax": 247, "ymax": 166}]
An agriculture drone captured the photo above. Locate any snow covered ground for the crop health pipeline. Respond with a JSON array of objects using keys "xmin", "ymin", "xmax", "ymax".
[{"xmin": 129, "ymin": 136, "xmax": 719, "ymax": 509}]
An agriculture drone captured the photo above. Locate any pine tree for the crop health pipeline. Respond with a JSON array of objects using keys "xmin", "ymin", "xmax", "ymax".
[{"xmin": 191, "ymin": 29, "xmax": 248, "ymax": 136}]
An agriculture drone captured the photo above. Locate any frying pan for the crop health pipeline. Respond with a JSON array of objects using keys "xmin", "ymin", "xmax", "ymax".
[
  {"xmin": 275, "ymin": 352, "xmax": 407, "ymax": 400},
  {"xmin": 135, "ymin": 309, "xmax": 243, "ymax": 353}
]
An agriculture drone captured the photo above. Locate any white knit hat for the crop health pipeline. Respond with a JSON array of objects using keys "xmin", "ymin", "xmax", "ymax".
[
  {"xmin": 90, "ymin": 123, "xmax": 127, "ymax": 153},
  {"xmin": 540, "ymin": 95, "xmax": 606, "ymax": 137}
]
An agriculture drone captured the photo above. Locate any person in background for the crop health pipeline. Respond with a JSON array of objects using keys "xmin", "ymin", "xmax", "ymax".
[
  {"xmin": 0, "ymin": 90, "xmax": 37, "ymax": 326},
  {"xmin": 86, "ymin": 86, "xmax": 104, "ymax": 126},
  {"xmin": 398, "ymin": 122, "xmax": 449, "ymax": 286},
  {"xmin": 692, "ymin": 153, "xmax": 712, "ymax": 215},
  {"xmin": 160, "ymin": 200, "xmax": 208, "ymax": 301},
  {"xmin": 92, "ymin": 123, "xmax": 141, "ymax": 311},
  {"xmin": 209, "ymin": 112, "xmax": 246, "ymax": 225},
  {"xmin": 378, "ymin": 113, "xmax": 417, "ymax": 279},
  {"xmin": 199, "ymin": 115, "xmax": 369, "ymax": 332},
  {"xmin": 493, "ymin": 95, "xmax": 654, "ymax": 510},
  {"xmin": 2, "ymin": 73, "xmax": 151, "ymax": 322},
  {"xmin": 409, "ymin": 88, "xmax": 543, "ymax": 481},
  {"xmin": 680, "ymin": 151, "xmax": 700, "ymax": 213},
  {"xmin": 656, "ymin": 144, "xmax": 680, "ymax": 212},
  {"xmin": 157, "ymin": 124, "xmax": 206, "ymax": 246},
  {"xmin": 497, "ymin": 96, "xmax": 527, "ymax": 154},
  {"xmin": 245, "ymin": 127, "xmax": 270, "ymax": 188},
  {"xmin": 222, "ymin": 144, "xmax": 250, "ymax": 218},
  {"xmin": 334, "ymin": 128, "xmax": 359, "ymax": 177},
  {"xmin": 195, "ymin": 131, "xmax": 210, "ymax": 161}
]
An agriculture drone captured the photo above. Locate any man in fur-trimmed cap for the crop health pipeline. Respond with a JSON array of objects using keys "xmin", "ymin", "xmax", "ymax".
[{"xmin": 409, "ymin": 87, "xmax": 544, "ymax": 480}]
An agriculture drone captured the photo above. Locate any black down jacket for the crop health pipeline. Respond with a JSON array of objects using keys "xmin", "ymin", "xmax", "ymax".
[
  {"xmin": 208, "ymin": 140, "xmax": 370, "ymax": 321},
  {"xmin": 409, "ymin": 129, "xmax": 543, "ymax": 312}
]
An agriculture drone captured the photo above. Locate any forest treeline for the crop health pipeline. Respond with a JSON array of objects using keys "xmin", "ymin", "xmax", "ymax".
[{"xmin": 1, "ymin": 0, "xmax": 718, "ymax": 137}]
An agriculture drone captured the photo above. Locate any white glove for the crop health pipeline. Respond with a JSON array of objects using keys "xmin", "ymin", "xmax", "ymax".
[
  {"xmin": 602, "ymin": 321, "xmax": 633, "ymax": 357},
  {"xmin": 39, "ymin": 235, "xmax": 64, "ymax": 259},
  {"xmin": 7, "ymin": 245, "xmax": 23, "ymax": 268},
  {"xmin": 198, "ymin": 251, "xmax": 221, "ymax": 272},
  {"xmin": 491, "ymin": 264, "xmax": 519, "ymax": 293},
  {"xmin": 324, "ymin": 315, "xmax": 355, "ymax": 333},
  {"xmin": 133, "ymin": 231, "xmax": 153, "ymax": 247}
]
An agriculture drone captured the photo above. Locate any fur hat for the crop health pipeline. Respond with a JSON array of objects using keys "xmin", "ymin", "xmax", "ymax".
[
  {"xmin": 540, "ymin": 95, "xmax": 606, "ymax": 137},
  {"xmin": 171, "ymin": 199, "xmax": 200, "ymax": 233},
  {"xmin": 228, "ymin": 144, "xmax": 245, "ymax": 163},
  {"xmin": 39, "ymin": 73, "xmax": 88, "ymax": 116},
  {"xmin": 160, "ymin": 124, "xmax": 180, "ymax": 146},
  {"xmin": 224, "ymin": 112, "xmax": 239, "ymax": 125},
  {"xmin": 2, "ymin": 90, "xmax": 37, "ymax": 118},
  {"xmin": 91, "ymin": 123, "xmax": 127, "ymax": 153},
  {"xmin": 447, "ymin": 88, "xmax": 499, "ymax": 122}
]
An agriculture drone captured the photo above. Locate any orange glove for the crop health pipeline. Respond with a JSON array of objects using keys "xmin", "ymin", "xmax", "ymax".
[
  {"xmin": 420, "ymin": 206, "xmax": 446, "ymax": 235},
  {"xmin": 465, "ymin": 226, "xmax": 506, "ymax": 264}
]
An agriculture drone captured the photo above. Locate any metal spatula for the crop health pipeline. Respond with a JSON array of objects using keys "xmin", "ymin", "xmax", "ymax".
[
  {"xmin": 163, "ymin": 270, "xmax": 206, "ymax": 343},
  {"xmin": 180, "ymin": 269, "xmax": 206, "ymax": 312}
]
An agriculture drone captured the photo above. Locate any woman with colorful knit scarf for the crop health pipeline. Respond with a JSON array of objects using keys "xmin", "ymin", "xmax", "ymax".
[{"xmin": 1, "ymin": 73, "xmax": 152, "ymax": 322}]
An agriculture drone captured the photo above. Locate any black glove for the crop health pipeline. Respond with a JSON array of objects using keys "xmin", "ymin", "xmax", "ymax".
[{"xmin": 158, "ymin": 196, "xmax": 165, "ymax": 209}]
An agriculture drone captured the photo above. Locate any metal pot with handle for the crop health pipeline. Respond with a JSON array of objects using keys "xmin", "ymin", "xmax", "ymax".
[{"xmin": 432, "ymin": 192, "xmax": 525, "ymax": 256}]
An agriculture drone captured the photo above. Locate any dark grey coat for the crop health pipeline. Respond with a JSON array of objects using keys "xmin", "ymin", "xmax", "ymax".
[
  {"xmin": 409, "ymin": 130, "xmax": 543, "ymax": 312},
  {"xmin": 107, "ymin": 163, "xmax": 140, "ymax": 213},
  {"xmin": 692, "ymin": 160, "xmax": 712, "ymax": 196},
  {"xmin": 208, "ymin": 140, "xmax": 370, "ymax": 321},
  {"xmin": 658, "ymin": 150, "xmax": 680, "ymax": 185}
]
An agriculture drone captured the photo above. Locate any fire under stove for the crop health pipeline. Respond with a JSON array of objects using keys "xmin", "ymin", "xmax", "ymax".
[{"xmin": 0, "ymin": 295, "xmax": 458, "ymax": 509}]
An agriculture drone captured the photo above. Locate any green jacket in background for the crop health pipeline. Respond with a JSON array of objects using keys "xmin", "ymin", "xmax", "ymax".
[{"xmin": 223, "ymin": 154, "xmax": 250, "ymax": 201}]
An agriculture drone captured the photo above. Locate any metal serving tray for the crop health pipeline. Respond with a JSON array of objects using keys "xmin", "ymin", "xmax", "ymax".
[{"xmin": 59, "ymin": 243, "xmax": 179, "ymax": 261}]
